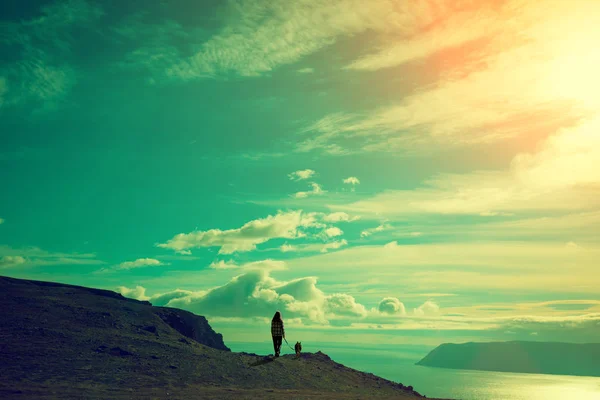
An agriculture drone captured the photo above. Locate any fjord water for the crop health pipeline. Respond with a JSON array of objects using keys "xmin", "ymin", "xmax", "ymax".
[{"xmin": 230, "ymin": 342, "xmax": 600, "ymax": 400}]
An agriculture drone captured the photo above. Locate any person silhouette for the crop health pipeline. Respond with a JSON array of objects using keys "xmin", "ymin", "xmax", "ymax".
[{"xmin": 271, "ymin": 311, "xmax": 285, "ymax": 357}]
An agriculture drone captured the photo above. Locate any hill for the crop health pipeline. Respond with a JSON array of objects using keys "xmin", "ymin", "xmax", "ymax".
[
  {"xmin": 416, "ymin": 341, "xmax": 600, "ymax": 377},
  {"xmin": 0, "ymin": 276, "xmax": 438, "ymax": 399}
]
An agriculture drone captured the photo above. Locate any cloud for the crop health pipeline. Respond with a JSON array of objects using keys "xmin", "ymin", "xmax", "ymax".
[
  {"xmin": 414, "ymin": 300, "xmax": 440, "ymax": 316},
  {"xmin": 278, "ymin": 240, "xmax": 347, "ymax": 254},
  {"xmin": 378, "ymin": 297, "xmax": 406, "ymax": 315},
  {"xmin": 157, "ymin": 210, "xmax": 320, "ymax": 254},
  {"xmin": 116, "ymin": 286, "xmax": 149, "ymax": 301},
  {"xmin": 343, "ymin": 177, "xmax": 360, "ymax": 185},
  {"xmin": 0, "ymin": 217, "xmax": 4, "ymax": 224},
  {"xmin": 123, "ymin": 266, "xmax": 368, "ymax": 325},
  {"xmin": 335, "ymin": 117, "xmax": 600, "ymax": 219},
  {"xmin": 360, "ymin": 224, "xmax": 389, "ymax": 238},
  {"xmin": 0, "ymin": 0, "xmax": 103, "ymax": 108},
  {"xmin": 117, "ymin": 258, "xmax": 165, "ymax": 270},
  {"xmin": 383, "ymin": 241, "xmax": 398, "ymax": 249},
  {"xmin": 299, "ymin": 1, "xmax": 600, "ymax": 155},
  {"xmin": 322, "ymin": 227, "xmax": 343, "ymax": 238},
  {"xmin": 326, "ymin": 293, "xmax": 367, "ymax": 317},
  {"xmin": 0, "ymin": 256, "xmax": 27, "ymax": 268},
  {"xmin": 209, "ymin": 260, "xmax": 240, "ymax": 270},
  {"xmin": 321, "ymin": 239, "xmax": 348, "ymax": 253},
  {"xmin": 294, "ymin": 182, "xmax": 325, "ymax": 198},
  {"xmin": 0, "ymin": 245, "xmax": 103, "ymax": 268},
  {"xmin": 288, "ymin": 169, "xmax": 316, "ymax": 181},
  {"xmin": 164, "ymin": 0, "xmax": 406, "ymax": 80},
  {"xmin": 322, "ymin": 212, "xmax": 359, "ymax": 223},
  {"xmin": 297, "ymin": 67, "xmax": 315, "ymax": 74},
  {"xmin": 280, "ymin": 243, "xmax": 296, "ymax": 253}
]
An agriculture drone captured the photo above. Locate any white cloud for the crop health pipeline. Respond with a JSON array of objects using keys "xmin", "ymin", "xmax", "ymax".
[
  {"xmin": 294, "ymin": 182, "xmax": 325, "ymax": 198},
  {"xmin": 0, "ymin": 255, "xmax": 26, "ymax": 268},
  {"xmin": 116, "ymin": 285, "xmax": 149, "ymax": 301},
  {"xmin": 322, "ymin": 212, "xmax": 359, "ymax": 223},
  {"xmin": 326, "ymin": 293, "xmax": 367, "ymax": 317},
  {"xmin": 285, "ymin": 241, "xmax": 600, "ymax": 295},
  {"xmin": 288, "ymin": 169, "xmax": 316, "ymax": 181},
  {"xmin": 360, "ymin": 224, "xmax": 389, "ymax": 237},
  {"xmin": 165, "ymin": 0, "xmax": 408, "ymax": 79},
  {"xmin": 117, "ymin": 258, "xmax": 165, "ymax": 270},
  {"xmin": 343, "ymin": 177, "xmax": 360, "ymax": 185},
  {"xmin": 378, "ymin": 297, "xmax": 406, "ymax": 315},
  {"xmin": 383, "ymin": 241, "xmax": 398, "ymax": 249},
  {"xmin": 124, "ymin": 266, "xmax": 369, "ymax": 325},
  {"xmin": 209, "ymin": 260, "xmax": 240, "ymax": 270},
  {"xmin": 297, "ymin": 67, "xmax": 315, "ymax": 74},
  {"xmin": 278, "ymin": 240, "xmax": 347, "ymax": 254},
  {"xmin": 414, "ymin": 300, "xmax": 440, "ymax": 316},
  {"xmin": 280, "ymin": 243, "xmax": 296, "ymax": 252},
  {"xmin": 322, "ymin": 227, "xmax": 343, "ymax": 238},
  {"xmin": 321, "ymin": 239, "xmax": 348, "ymax": 253},
  {"xmin": 0, "ymin": 245, "xmax": 103, "ymax": 268},
  {"xmin": 336, "ymin": 117, "xmax": 600, "ymax": 219},
  {"xmin": 157, "ymin": 210, "xmax": 316, "ymax": 254}
]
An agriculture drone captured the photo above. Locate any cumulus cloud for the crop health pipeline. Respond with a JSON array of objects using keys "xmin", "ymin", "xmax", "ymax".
[
  {"xmin": 121, "ymin": 266, "xmax": 367, "ymax": 325},
  {"xmin": 326, "ymin": 293, "xmax": 367, "ymax": 317},
  {"xmin": 322, "ymin": 227, "xmax": 343, "ymax": 238},
  {"xmin": 288, "ymin": 169, "xmax": 316, "ymax": 181},
  {"xmin": 157, "ymin": 211, "xmax": 319, "ymax": 254},
  {"xmin": 116, "ymin": 286, "xmax": 149, "ymax": 301},
  {"xmin": 414, "ymin": 300, "xmax": 440, "ymax": 316},
  {"xmin": 209, "ymin": 260, "xmax": 239, "ymax": 270},
  {"xmin": 0, "ymin": 255, "xmax": 26, "ymax": 268},
  {"xmin": 294, "ymin": 182, "xmax": 325, "ymax": 198},
  {"xmin": 117, "ymin": 258, "xmax": 165, "ymax": 270},
  {"xmin": 343, "ymin": 177, "xmax": 360, "ymax": 185},
  {"xmin": 378, "ymin": 297, "xmax": 406, "ymax": 315}
]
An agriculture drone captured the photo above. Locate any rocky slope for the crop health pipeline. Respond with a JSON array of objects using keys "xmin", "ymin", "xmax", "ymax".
[
  {"xmin": 417, "ymin": 341, "xmax": 600, "ymax": 377},
  {"xmin": 0, "ymin": 276, "xmax": 440, "ymax": 399}
]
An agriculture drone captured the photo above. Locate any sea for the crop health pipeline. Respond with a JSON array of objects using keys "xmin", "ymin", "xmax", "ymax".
[{"xmin": 228, "ymin": 341, "xmax": 600, "ymax": 400}]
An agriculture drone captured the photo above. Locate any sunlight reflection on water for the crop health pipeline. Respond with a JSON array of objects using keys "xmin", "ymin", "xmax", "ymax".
[{"xmin": 229, "ymin": 341, "xmax": 600, "ymax": 400}]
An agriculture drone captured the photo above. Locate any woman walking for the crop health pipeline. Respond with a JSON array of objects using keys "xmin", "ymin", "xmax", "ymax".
[{"xmin": 271, "ymin": 311, "xmax": 285, "ymax": 357}]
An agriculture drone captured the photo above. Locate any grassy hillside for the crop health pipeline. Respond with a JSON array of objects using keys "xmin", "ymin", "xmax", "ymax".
[{"xmin": 0, "ymin": 276, "xmax": 438, "ymax": 399}]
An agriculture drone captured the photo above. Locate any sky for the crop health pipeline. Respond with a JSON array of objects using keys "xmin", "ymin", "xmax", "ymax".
[{"xmin": 1, "ymin": 0, "xmax": 599, "ymax": 350}]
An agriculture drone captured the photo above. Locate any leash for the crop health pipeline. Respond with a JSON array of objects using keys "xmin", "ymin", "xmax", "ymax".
[{"xmin": 283, "ymin": 337, "xmax": 295, "ymax": 351}]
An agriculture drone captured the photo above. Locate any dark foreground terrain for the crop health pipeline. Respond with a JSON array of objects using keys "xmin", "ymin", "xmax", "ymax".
[
  {"xmin": 0, "ymin": 276, "xmax": 442, "ymax": 399},
  {"xmin": 417, "ymin": 341, "xmax": 600, "ymax": 377}
]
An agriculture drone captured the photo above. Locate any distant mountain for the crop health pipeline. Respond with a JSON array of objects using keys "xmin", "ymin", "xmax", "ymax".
[
  {"xmin": 417, "ymin": 341, "xmax": 600, "ymax": 377},
  {"xmin": 0, "ymin": 276, "xmax": 437, "ymax": 399}
]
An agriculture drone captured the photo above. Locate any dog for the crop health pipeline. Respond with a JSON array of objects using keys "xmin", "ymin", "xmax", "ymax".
[{"xmin": 294, "ymin": 341, "xmax": 302, "ymax": 358}]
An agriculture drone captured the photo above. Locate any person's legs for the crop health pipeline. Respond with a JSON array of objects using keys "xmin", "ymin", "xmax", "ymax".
[
  {"xmin": 274, "ymin": 336, "xmax": 282, "ymax": 356},
  {"xmin": 272, "ymin": 335, "xmax": 278, "ymax": 355}
]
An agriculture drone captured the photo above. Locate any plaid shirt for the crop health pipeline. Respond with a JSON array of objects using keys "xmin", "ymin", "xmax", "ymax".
[{"xmin": 271, "ymin": 320, "xmax": 285, "ymax": 336}]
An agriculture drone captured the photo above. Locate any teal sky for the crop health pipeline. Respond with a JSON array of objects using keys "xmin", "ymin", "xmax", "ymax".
[{"xmin": 1, "ymin": 0, "xmax": 599, "ymax": 349}]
